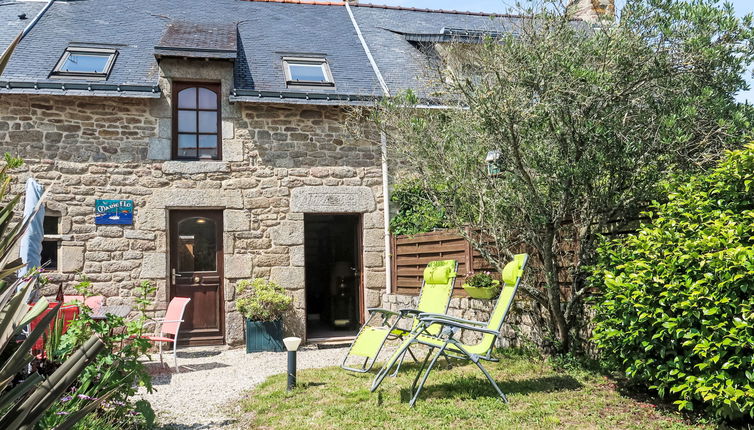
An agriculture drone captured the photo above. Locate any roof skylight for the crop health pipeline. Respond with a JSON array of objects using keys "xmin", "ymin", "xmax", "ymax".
[
  {"xmin": 283, "ymin": 57, "xmax": 334, "ymax": 88},
  {"xmin": 51, "ymin": 47, "xmax": 118, "ymax": 79}
]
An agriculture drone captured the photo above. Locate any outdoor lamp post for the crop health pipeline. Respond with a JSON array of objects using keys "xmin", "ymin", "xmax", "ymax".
[{"xmin": 283, "ymin": 337, "xmax": 301, "ymax": 391}]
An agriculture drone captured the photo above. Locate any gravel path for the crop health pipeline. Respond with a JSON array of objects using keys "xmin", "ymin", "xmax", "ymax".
[{"xmin": 137, "ymin": 345, "xmax": 348, "ymax": 429}]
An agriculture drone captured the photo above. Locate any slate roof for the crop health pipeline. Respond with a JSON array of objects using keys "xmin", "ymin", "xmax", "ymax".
[
  {"xmin": 154, "ymin": 21, "xmax": 238, "ymax": 60},
  {"xmin": 0, "ymin": 0, "xmax": 524, "ymax": 105},
  {"xmin": 0, "ymin": 0, "xmax": 45, "ymax": 51},
  {"xmin": 350, "ymin": 5, "xmax": 522, "ymax": 98}
]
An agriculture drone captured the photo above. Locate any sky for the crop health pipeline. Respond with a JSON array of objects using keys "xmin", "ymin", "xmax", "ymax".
[{"xmin": 372, "ymin": 0, "xmax": 754, "ymax": 103}]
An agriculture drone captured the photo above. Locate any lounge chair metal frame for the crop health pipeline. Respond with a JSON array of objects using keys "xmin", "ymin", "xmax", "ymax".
[
  {"xmin": 341, "ymin": 260, "xmax": 458, "ymax": 373},
  {"xmin": 370, "ymin": 254, "xmax": 529, "ymax": 407}
]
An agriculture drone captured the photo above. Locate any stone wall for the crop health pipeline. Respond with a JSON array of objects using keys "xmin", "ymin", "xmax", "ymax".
[
  {"xmin": 381, "ymin": 293, "xmax": 549, "ymax": 349},
  {"xmin": 0, "ymin": 81, "xmax": 386, "ymax": 345}
]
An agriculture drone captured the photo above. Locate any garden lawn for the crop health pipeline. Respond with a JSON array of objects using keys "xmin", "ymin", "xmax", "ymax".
[{"xmin": 234, "ymin": 350, "xmax": 710, "ymax": 430}]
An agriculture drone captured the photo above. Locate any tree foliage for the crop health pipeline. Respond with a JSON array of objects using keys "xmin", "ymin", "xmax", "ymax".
[
  {"xmin": 592, "ymin": 144, "xmax": 754, "ymax": 419},
  {"xmin": 389, "ymin": 179, "xmax": 448, "ymax": 235},
  {"xmin": 364, "ymin": 0, "xmax": 754, "ymax": 351}
]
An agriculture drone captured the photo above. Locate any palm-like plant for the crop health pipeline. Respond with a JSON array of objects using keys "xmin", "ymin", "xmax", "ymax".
[{"xmin": 0, "ymin": 154, "xmax": 106, "ymax": 430}]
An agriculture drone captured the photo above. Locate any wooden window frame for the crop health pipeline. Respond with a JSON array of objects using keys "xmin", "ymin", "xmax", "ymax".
[{"xmin": 172, "ymin": 82, "xmax": 222, "ymax": 160}]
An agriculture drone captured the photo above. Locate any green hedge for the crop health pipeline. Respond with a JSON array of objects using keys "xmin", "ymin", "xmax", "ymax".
[{"xmin": 592, "ymin": 144, "xmax": 754, "ymax": 419}]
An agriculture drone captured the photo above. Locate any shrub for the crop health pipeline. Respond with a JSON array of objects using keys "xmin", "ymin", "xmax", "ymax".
[
  {"xmin": 463, "ymin": 272, "xmax": 500, "ymax": 289},
  {"xmin": 592, "ymin": 144, "xmax": 754, "ymax": 419},
  {"xmin": 389, "ymin": 179, "xmax": 448, "ymax": 236},
  {"xmin": 235, "ymin": 278, "xmax": 293, "ymax": 322},
  {"xmin": 38, "ymin": 278, "xmax": 156, "ymax": 429}
]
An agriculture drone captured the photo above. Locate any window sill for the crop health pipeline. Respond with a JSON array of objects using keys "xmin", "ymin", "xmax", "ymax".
[
  {"xmin": 163, "ymin": 160, "xmax": 230, "ymax": 174},
  {"xmin": 44, "ymin": 234, "xmax": 72, "ymax": 241}
]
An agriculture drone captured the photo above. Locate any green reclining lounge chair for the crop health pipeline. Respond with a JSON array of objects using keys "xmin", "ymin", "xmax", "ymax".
[
  {"xmin": 370, "ymin": 253, "xmax": 528, "ymax": 407},
  {"xmin": 341, "ymin": 259, "xmax": 458, "ymax": 373}
]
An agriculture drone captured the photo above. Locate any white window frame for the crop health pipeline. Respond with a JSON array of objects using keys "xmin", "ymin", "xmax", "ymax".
[
  {"xmin": 282, "ymin": 57, "xmax": 335, "ymax": 88},
  {"xmin": 51, "ymin": 47, "xmax": 118, "ymax": 80}
]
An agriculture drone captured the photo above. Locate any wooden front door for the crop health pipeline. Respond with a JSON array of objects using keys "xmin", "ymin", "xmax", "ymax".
[{"xmin": 169, "ymin": 210, "xmax": 224, "ymax": 345}]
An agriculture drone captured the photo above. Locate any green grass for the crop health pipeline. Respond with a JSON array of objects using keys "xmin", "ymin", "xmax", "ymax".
[{"xmin": 234, "ymin": 349, "xmax": 711, "ymax": 430}]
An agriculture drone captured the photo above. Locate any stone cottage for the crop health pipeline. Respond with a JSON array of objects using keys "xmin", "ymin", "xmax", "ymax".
[{"xmin": 0, "ymin": 0, "xmax": 610, "ymax": 346}]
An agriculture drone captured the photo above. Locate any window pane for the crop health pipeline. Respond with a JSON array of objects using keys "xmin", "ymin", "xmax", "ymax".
[
  {"xmin": 41, "ymin": 240, "xmax": 58, "ymax": 270},
  {"xmin": 60, "ymin": 53, "xmax": 110, "ymax": 73},
  {"xmin": 43, "ymin": 216, "xmax": 59, "ymax": 235},
  {"xmin": 178, "ymin": 134, "xmax": 196, "ymax": 149},
  {"xmin": 178, "ymin": 88, "xmax": 197, "ymax": 109},
  {"xmin": 198, "ymin": 111, "xmax": 217, "ymax": 133},
  {"xmin": 177, "ymin": 218, "xmax": 217, "ymax": 272},
  {"xmin": 198, "ymin": 134, "xmax": 217, "ymax": 149},
  {"xmin": 198, "ymin": 135, "xmax": 217, "ymax": 159},
  {"xmin": 178, "ymin": 110, "xmax": 196, "ymax": 132},
  {"xmin": 198, "ymin": 87, "xmax": 217, "ymax": 109},
  {"xmin": 288, "ymin": 63, "xmax": 327, "ymax": 82}
]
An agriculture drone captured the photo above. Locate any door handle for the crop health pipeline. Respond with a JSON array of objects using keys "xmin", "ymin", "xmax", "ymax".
[{"xmin": 171, "ymin": 268, "xmax": 183, "ymax": 284}]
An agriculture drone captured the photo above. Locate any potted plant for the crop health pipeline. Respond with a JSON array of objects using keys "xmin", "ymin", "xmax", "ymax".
[
  {"xmin": 235, "ymin": 278, "xmax": 293, "ymax": 353},
  {"xmin": 462, "ymin": 271, "xmax": 501, "ymax": 299}
]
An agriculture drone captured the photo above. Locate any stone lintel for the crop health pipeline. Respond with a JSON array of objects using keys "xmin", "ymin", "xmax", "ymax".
[
  {"xmin": 290, "ymin": 186, "xmax": 375, "ymax": 213},
  {"xmin": 148, "ymin": 189, "xmax": 243, "ymax": 209}
]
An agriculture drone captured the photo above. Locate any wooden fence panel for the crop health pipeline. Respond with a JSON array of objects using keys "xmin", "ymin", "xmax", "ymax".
[{"xmin": 391, "ymin": 229, "xmax": 496, "ymax": 296}]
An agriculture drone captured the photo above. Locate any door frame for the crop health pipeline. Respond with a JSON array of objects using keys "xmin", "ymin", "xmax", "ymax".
[
  {"xmin": 302, "ymin": 213, "xmax": 365, "ymax": 341},
  {"xmin": 168, "ymin": 209, "xmax": 225, "ymax": 345}
]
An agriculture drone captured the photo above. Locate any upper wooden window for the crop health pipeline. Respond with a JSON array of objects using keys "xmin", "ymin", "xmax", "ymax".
[{"xmin": 173, "ymin": 82, "xmax": 222, "ymax": 160}]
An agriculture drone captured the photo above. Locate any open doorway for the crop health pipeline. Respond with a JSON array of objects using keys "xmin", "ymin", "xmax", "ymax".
[{"xmin": 304, "ymin": 214, "xmax": 362, "ymax": 340}]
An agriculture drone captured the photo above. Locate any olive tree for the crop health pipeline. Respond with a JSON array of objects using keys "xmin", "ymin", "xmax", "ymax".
[{"xmin": 363, "ymin": 0, "xmax": 754, "ymax": 352}]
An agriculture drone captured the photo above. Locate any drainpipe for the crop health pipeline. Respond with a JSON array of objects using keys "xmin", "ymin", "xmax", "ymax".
[
  {"xmin": 346, "ymin": 2, "xmax": 394, "ymax": 294},
  {"xmin": 380, "ymin": 132, "xmax": 391, "ymax": 294},
  {"xmin": 0, "ymin": 0, "xmax": 55, "ymax": 73}
]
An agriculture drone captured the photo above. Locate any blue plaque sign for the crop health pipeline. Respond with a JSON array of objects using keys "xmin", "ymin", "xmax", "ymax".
[{"xmin": 95, "ymin": 200, "xmax": 133, "ymax": 225}]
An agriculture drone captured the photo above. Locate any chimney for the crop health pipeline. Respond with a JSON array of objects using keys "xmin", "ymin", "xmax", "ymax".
[{"xmin": 567, "ymin": 0, "xmax": 616, "ymax": 23}]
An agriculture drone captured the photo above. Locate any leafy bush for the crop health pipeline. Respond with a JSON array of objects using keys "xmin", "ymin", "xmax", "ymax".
[
  {"xmin": 38, "ymin": 278, "xmax": 156, "ymax": 429},
  {"xmin": 592, "ymin": 144, "xmax": 754, "ymax": 419},
  {"xmin": 389, "ymin": 179, "xmax": 448, "ymax": 235},
  {"xmin": 235, "ymin": 278, "xmax": 293, "ymax": 322}
]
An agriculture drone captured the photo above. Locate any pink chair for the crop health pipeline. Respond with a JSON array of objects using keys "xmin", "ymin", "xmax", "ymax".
[
  {"xmin": 140, "ymin": 297, "xmax": 191, "ymax": 373},
  {"xmin": 63, "ymin": 295, "xmax": 105, "ymax": 313}
]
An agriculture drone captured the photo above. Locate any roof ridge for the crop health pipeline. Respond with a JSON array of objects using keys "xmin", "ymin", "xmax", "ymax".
[
  {"xmin": 240, "ymin": 0, "xmax": 345, "ymax": 6},
  {"xmin": 354, "ymin": 3, "xmax": 526, "ymax": 18},
  {"xmin": 238, "ymin": 0, "xmax": 528, "ymax": 17}
]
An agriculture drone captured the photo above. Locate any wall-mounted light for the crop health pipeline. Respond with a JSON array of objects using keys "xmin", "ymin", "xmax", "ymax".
[
  {"xmin": 485, "ymin": 150, "xmax": 503, "ymax": 177},
  {"xmin": 283, "ymin": 337, "xmax": 301, "ymax": 391}
]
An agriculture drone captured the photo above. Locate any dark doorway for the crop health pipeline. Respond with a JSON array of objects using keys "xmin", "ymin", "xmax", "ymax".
[
  {"xmin": 304, "ymin": 214, "xmax": 362, "ymax": 340},
  {"xmin": 169, "ymin": 210, "xmax": 224, "ymax": 345}
]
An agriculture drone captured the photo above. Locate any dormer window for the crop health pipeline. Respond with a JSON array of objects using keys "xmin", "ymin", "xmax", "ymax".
[
  {"xmin": 283, "ymin": 57, "xmax": 334, "ymax": 87},
  {"xmin": 51, "ymin": 47, "xmax": 117, "ymax": 79}
]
